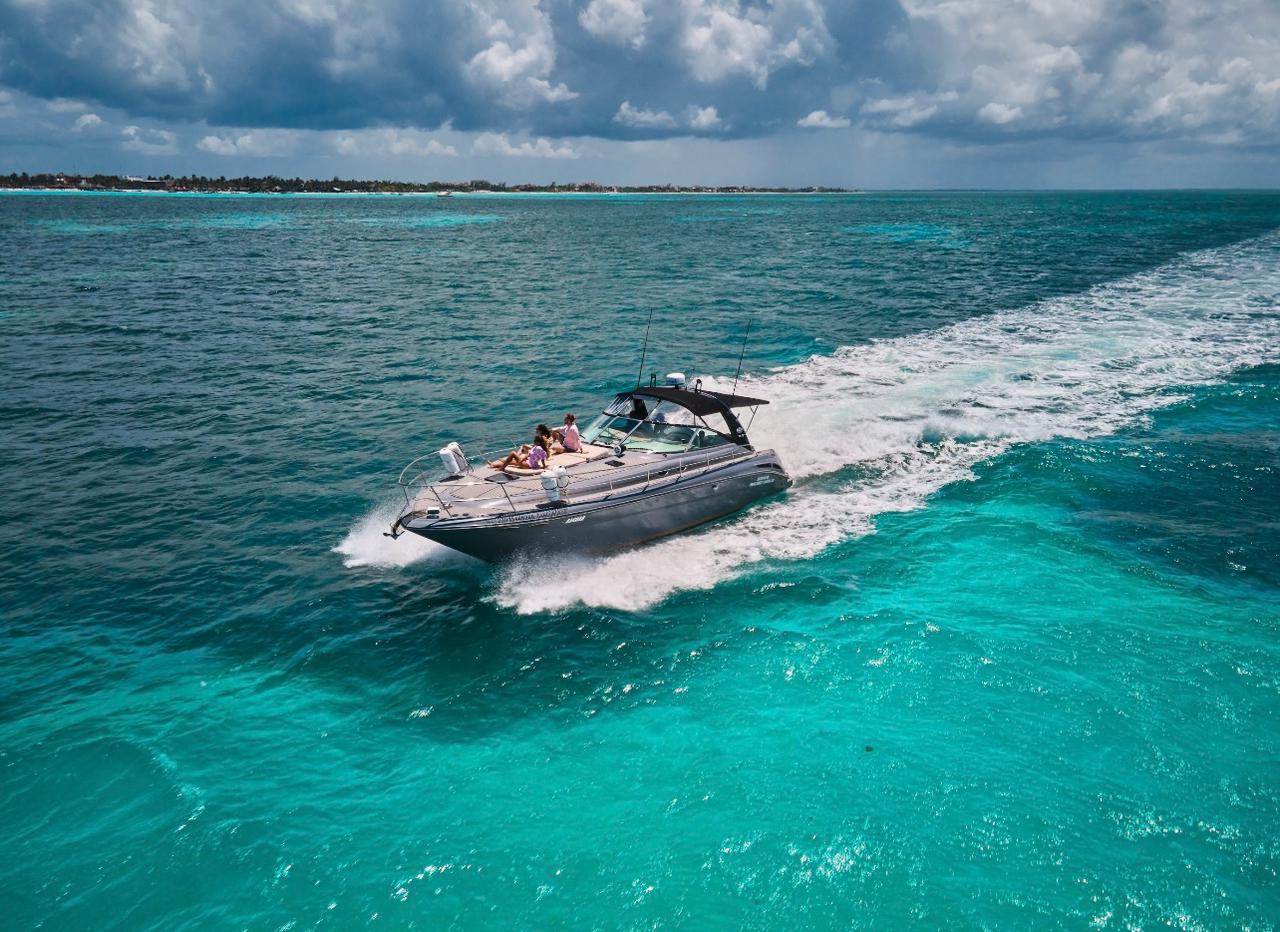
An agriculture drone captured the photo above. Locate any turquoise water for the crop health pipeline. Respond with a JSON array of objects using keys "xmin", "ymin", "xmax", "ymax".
[{"xmin": 2, "ymin": 191, "xmax": 1279, "ymax": 929}]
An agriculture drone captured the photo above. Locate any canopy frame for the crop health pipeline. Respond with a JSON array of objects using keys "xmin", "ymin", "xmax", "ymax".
[{"xmin": 617, "ymin": 385, "xmax": 767, "ymax": 446}]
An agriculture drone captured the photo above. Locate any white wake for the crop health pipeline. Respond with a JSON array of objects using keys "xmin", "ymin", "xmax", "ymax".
[
  {"xmin": 495, "ymin": 232, "xmax": 1280, "ymax": 612},
  {"xmin": 338, "ymin": 232, "xmax": 1280, "ymax": 611}
]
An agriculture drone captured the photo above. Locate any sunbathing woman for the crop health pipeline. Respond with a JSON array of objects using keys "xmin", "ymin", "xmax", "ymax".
[{"xmin": 488, "ymin": 426, "xmax": 552, "ymax": 470}]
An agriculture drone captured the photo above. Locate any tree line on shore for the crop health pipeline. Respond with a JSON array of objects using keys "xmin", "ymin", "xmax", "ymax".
[{"xmin": 1, "ymin": 172, "xmax": 847, "ymax": 194}]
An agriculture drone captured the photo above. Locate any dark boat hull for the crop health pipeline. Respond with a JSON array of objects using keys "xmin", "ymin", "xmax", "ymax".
[{"xmin": 403, "ymin": 452, "xmax": 790, "ymax": 562}]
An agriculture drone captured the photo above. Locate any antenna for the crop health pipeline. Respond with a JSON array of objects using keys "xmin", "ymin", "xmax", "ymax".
[
  {"xmin": 730, "ymin": 316, "xmax": 753, "ymax": 398},
  {"xmin": 636, "ymin": 307, "xmax": 656, "ymax": 387}
]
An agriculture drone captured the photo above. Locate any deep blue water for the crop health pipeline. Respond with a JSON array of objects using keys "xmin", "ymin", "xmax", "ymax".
[{"xmin": 2, "ymin": 190, "xmax": 1279, "ymax": 929}]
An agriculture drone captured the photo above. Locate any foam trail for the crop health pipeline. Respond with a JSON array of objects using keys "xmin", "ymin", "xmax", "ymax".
[
  {"xmin": 495, "ymin": 232, "xmax": 1280, "ymax": 614},
  {"xmin": 334, "ymin": 499, "xmax": 466, "ymax": 569}
]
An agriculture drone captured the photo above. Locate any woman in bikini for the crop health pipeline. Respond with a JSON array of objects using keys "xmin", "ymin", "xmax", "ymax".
[{"xmin": 489, "ymin": 425, "xmax": 553, "ymax": 470}]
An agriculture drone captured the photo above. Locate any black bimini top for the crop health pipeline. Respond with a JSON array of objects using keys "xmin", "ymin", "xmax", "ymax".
[
  {"xmin": 627, "ymin": 386, "xmax": 769, "ymax": 417},
  {"xmin": 621, "ymin": 385, "xmax": 767, "ymax": 445}
]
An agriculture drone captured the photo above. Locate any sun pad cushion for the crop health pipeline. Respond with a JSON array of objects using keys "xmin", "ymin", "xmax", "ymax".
[{"xmin": 503, "ymin": 448, "xmax": 609, "ymax": 476}]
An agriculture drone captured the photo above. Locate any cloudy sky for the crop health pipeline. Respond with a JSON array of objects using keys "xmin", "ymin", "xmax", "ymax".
[{"xmin": 1, "ymin": 0, "xmax": 1278, "ymax": 187}]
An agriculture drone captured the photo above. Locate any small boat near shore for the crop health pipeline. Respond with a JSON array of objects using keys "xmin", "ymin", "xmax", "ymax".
[{"xmin": 387, "ymin": 376, "xmax": 791, "ymax": 562}]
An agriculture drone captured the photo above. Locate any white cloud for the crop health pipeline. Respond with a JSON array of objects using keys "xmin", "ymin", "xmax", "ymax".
[
  {"xmin": 197, "ymin": 135, "xmax": 237, "ymax": 155},
  {"xmin": 330, "ymin": 128, "xmax": 457, "ymax": 158},
  {"xmin": 891, "ymin": 105, "xmax": 936, "ymax": 128},
  {"xmin": 196, "ymin": 129, "xmax": 301, "ymax": 156},
  {"xmin": 113, "ymin": 2, "xmax": 192, "ymax": 89},
  {"xmin": 72, "ymin": 112, "xmax": 103, "ymax": 131},
  {"xmin": 615, "ymin": 101, "xmax": 723, "ymax": 132},
  {"xmin": 859, "ymin": 92, "xmax": 956, "ymax": 130},
  {"xmin": 977, "ymin": 102, "xmax": 1023, "ymax": 125},
  {"xmin": 686, "ymin": 105, "xmax": 722, "ymax": 130},
  {"xmin": 614, "ymin": 100, "xmax": 727, "ymax": 131},
  {"xmin": 120, "ymin": 125, "xmax": 178, "ymax": 155},
  {"xmin": 466, "ymin": 1, "xmax": 578, "ymax": 106},
  {"xmin": 1119, "ymin": 50, "xmax": 1280, "ymax": 142},
  {"xmin": 0, "ymin": 91, "xmax": 15, "ymax": 118},
  {"xmin": 615, "ymin": 100, "xmax": 676, "ymax": 128},
  {"xmin": 860, "ymin": 97, "xmax": 902, "ymax": 115},
  {"xmin": 46, "ymin": 98, "xmax": 88, "ymax": 113},
  {"xmin": 886, "ymin": 0, "xmax": 1280, "ymax": 143},
  {"xmin": 472, "ymin": 132, "xmax": 580, "ymax": 159},
  {"xmin": 797, "ymin": 109, "xmax": 850, "ymax": 128},
  {"xmin": 680, "ymin": 0, "xmax": 831, "ymax": 89},
  {"xmin": 682, "ymin": 5, "xmax": 772, "ymax": 87},
  {"xmin": 579, "ymin": 0, "xmax": 649, "ymax": 49}
]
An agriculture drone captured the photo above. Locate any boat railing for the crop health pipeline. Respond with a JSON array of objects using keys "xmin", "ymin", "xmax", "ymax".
[
  {"xmin": 395, "ymin": 438, "xmax": 523, "ymax": 511},
  {"xmin": 399, "ymin": 445, "xmax": 751, "ymax": 519}
]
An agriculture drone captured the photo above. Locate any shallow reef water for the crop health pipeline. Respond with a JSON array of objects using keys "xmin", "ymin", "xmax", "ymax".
[{"xmin": 2, "ymin": 190, "xmax": 1279, "ymax": 929}]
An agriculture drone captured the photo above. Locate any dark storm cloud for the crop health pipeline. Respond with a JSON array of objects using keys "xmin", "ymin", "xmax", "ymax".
[
  {"xmin": 0, "ymin": 0, "xmax": 475, "ymax": 129},
  {"xmin": 0, "ymin": 0, "xmax": 913, "ymax": 140},
  {"xmin": 0, "ymin": 0, "xmax": 1277, "ymax": 148}
]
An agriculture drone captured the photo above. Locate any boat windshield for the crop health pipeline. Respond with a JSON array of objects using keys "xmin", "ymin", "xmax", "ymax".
[{"xmin": 581, "ymin": 395, "xmax": 734, "ymax": 453}]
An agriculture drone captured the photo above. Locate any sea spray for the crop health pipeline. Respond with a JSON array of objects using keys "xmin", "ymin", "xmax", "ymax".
[{"xmin": 333, "ymin": 499, "xmax": 470, "ymax": 569}]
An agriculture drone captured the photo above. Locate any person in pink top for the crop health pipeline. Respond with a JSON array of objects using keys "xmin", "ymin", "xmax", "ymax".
[{"xmin": 551, "ymin": 413, "xmax": 581, "ymax": 454}]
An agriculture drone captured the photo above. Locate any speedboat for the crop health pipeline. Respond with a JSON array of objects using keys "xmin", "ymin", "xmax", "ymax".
[{"xmin": 387, "ymin": 375, "xmax": 791, "ymax": 562}]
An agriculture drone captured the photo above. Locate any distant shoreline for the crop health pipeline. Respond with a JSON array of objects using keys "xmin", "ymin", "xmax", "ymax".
[
  {"xmin": 0, "ymin": 174, "xmax": 851, "ymax": 196},
  {"xmin": 0, "ymin": 187, "xmax": 860, "ymax": 198}
]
